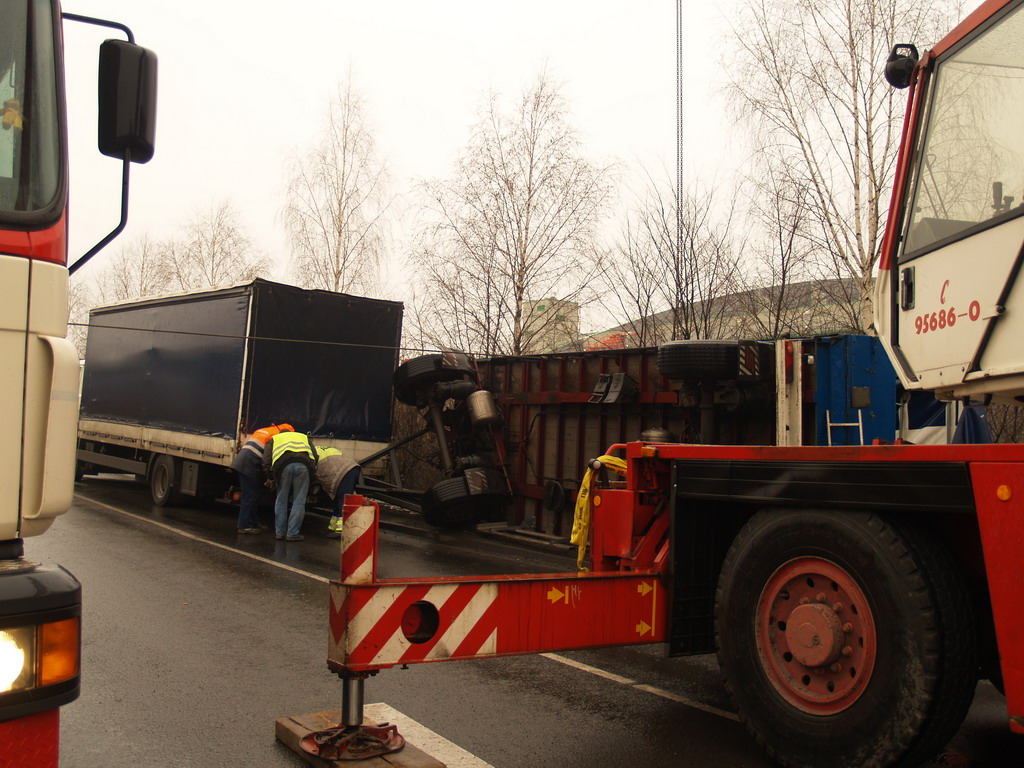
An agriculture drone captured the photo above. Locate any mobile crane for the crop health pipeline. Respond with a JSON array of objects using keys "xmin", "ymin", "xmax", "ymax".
[
  {"xmin": 0, "ymin": 3, "xmax": 155, "ymax": 765},
  {"xmin": 320, "ymin": 1, "xmax": 1023, "ymax": 765}
]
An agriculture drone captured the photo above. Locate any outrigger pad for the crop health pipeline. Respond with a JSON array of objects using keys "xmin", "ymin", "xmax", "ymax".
[{"xmin": 299, "ymin": 723, "xmax": 405, "ymax": 761}]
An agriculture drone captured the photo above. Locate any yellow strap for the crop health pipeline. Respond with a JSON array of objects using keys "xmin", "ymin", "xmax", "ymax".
[{"xmin": 570, "ymin": 455, "xmax": 627, "ymax": 571}]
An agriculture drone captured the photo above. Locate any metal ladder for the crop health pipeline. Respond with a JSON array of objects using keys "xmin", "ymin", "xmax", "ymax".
[{"xmin": 826, "ymin": 409, "xmax": 864, "ymax": 446}]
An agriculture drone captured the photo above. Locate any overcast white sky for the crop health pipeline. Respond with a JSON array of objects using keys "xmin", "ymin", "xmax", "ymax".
[{"xmin": 62, "ymin": 1, "xmax": 739, "ymax": 303}]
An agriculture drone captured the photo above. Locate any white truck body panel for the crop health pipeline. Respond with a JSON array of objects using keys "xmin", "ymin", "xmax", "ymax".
[{"xmin": 0, "ymin": 254, "xmax": 79, "ymax": 538}]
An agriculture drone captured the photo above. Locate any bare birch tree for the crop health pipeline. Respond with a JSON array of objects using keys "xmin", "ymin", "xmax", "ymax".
[
  {"xmin": 727, "ymin": 0, "xmax": 961, "ymax": 330},
  {"xmin": 67, "ymin": 279, "xmax": 96, "ymax": 357},
  {"xmin": 676, "ymin": 185, "xmax": 744, "ymax": 339},
  {"xmin": 284, "ymin": 80, "xmax": 390, "ymax": 295},
  {"xmin": 160, "ymin": 201, "xmax": 268, "ymax": 291},
  {"xmin": 602, "ymin": 172, "xmax": 742, "ymax": 344},
  {"xmin": 95, "ymin": 235, "xmax": 170, "ymax": 303},
  {"xmin": 602, "ymin": 212, "xmax": 667, "ymax": 348},
  {"xmin": 411, "ymin": 73, "xmax": 614, "ymax": 356},
  {"xmin": 730, "ymin": 168, "xmax": 818, "ymax": 338},
  {"xmin": 78, "ymin": 235, "xmax": 173, "ymax": 357}
]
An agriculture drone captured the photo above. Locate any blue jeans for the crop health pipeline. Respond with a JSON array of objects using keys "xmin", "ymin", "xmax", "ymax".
[
  {"xmin": 236, "ymin": 471, "xmax": 261, "ymax": 529},
  {"xmin": 332, "ymin": 467, "xmax": 362, "ymax": 516},
  {"xmin": 275, "ymin": 463, "xmax": 310, "ymax": 537}
]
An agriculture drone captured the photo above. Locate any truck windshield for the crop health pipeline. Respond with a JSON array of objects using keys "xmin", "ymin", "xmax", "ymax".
[
  {"xmin": 902, "ymin": 1, "xmax": 1024, "ymax": 256},
  {"xmin": 0, "ymin": 0, "xmax": 61, "ymax": 219}
]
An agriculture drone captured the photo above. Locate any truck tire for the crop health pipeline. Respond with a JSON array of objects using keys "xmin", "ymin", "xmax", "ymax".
[
  {"xmin": 420, "ymin": 476, "xmax": 506, "ymax": 528},
  {"xmin": 150, "ymin": 454, "xmax": 182, "ymax": 507},
  {"xmin": 393, "ymin": 354, "xmax": 476, "ymax": 405},
  {"xmin": 715, "ymin": 509, "xmax": 975, "ymax": 768},
  {"xmin": 420, "ymin": 477, "xmax": 478, "ymax": 528},
  {"xmin": 657, "ymin": 340, "xmax": 739, "ymax": 380}
]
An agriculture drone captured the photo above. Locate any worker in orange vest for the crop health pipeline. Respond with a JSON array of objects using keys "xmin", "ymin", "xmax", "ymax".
[{"xmin": 230, "ymin": 423, "xmax": 292, "ymax": 534}]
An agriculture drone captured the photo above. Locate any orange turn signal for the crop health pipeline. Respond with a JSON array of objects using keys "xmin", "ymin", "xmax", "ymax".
[{"xmin": 39, "ymin": 618, "xmax": 79, "ymax": 686}]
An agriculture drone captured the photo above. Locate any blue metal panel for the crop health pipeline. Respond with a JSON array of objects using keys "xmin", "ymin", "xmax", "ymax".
[{"xmin": 812, "ymin": 335, "xmax": 898, "ymax": 446}]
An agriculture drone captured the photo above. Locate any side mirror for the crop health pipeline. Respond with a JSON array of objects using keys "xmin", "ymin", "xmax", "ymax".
[
  {"xmin": 885, "ymin": 44, "xmax": 919, "ymax": 90},
  {"xmin": 97, "ymin": 39, "xmax": 157, "ymax": 163}
]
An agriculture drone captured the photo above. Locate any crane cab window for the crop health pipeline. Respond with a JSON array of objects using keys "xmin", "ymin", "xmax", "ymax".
[{"xmin": 902, "ymin": 2, "xmax": 1024, "ymax": 258}]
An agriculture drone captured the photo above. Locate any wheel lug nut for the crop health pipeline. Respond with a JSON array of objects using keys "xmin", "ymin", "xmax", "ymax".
[
  {"xmin": 841, "ymin": 646, "xmax": 852, "ymax": 657},
  {"xmin": 799, "ymin": 597, "xmax": 810, "ymax": 605},
  {"xmin": 830, "ymin": 663, "xmax": 842, "ymax": 673},
  {"xmin": 816, "ymin": 592, "xmax": 826, "ymax": 602},
  {"xmin": 832, "ymin": 602, "xmax": 843, "ymax": 612},
  {"xmin": 842, "ymin": 622, "xmax": 854, "ymax": 633}
]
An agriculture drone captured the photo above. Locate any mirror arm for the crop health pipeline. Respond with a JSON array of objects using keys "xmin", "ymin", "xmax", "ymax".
[
  {"xmin": 61, "ymin": 13, "xmax": 135, "ymax": 44},
  {"xmin": 63, "ymin": 14, "xmax": 146, "ymax": 275},
  {"xmin": 68, "ymin": 153, "xmax": 130, "ymax": 276}
]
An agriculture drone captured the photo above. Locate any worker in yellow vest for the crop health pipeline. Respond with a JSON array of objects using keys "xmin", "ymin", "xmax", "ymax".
[{"xmin": 262, "ymin": 426, "xmax": 317, "ymax": 541}]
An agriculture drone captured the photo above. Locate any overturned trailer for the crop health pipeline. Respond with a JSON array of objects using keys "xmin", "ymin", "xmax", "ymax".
[{"xmin": 380, "ymin": 335, "xmax": 907, "ymax": 534}]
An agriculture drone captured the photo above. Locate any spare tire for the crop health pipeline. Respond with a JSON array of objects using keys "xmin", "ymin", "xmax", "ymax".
[
  {"xmin": 393, "ymin": 353, "xmax": 476, "ymax": 405},
  {"xmin": 657, "ymin": 340, "xmax": 740, "ymax": 380}
]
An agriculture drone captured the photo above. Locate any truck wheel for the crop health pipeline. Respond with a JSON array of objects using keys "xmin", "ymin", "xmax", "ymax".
[
  {"xmin": 715, "ymin": 509, "xmax": 975, "ymax": 768},
  {"xmin": 420, "ymin": 477, "xmax": 485, "ymax": 528},
  {"xmin": 150, "ymin": 455, "xmax": 182, "ymax": 507},
  {"xmin": 657, "ymin": 340, "xmax": 739, "ymax": 380},
  {"xmin": 393, "ymin": 354, "xmax": 476, "ymax": 405}
]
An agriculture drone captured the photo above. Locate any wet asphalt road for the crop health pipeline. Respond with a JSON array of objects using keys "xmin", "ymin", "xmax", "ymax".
[{"xmin": 25, "ymin": 475, "xmax": 1022, "ymax": 768}]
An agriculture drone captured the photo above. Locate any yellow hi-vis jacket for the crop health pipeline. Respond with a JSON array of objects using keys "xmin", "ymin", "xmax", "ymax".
[
  {"xmin": 270, "ymin": 432, "xmax": 315, "ymax": 466},
  {"xmin": 263, "ymin": 432, "xmax": 317, "ymax": 483}
]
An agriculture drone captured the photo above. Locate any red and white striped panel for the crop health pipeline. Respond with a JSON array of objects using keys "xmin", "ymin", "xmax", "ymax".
[
  {"xmin": 340, "ymin": 496, "xmax": 377, "ymax": 585},
  {"xmin": 329, "ymin": 581, "xmax": 499, "ymax": 669},
  {"xmin": 328, "ymin": 492, "xmax": 670, "ymax": 673},
  {"xmin": 328, "ymin": 572, "xmax": 668, "ymax": 673}
]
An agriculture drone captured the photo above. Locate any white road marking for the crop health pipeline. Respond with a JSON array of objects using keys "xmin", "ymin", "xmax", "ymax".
[
  {"xmin": 631, "ymin": 684, "xmax": 741, "ymax": 722},
  {"xmin": 364, "ymin": 703, "xmax": 495, "ymax": 768},
  {"xmin": 76, "ymin": 493, "xmax": 740, "ymax": 725},
  {"xmin": 541, "ymin": 655, "xmax": 740, "ymax": 721},
  {"xmin": 74, "ymin": 494, "xmax": 330, "ymax": 583},
  {"xmin": 539, "ymin": 652, "xmax": 636, "ymax": 685}
]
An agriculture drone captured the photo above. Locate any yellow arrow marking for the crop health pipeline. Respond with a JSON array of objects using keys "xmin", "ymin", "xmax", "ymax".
[
  {"xmin": 634, "ymin": 580, "xmax": 657, "ymax": 637},
  {"xmin": 547, "ymin": 586, "xmax": 568, "ymax": 605},
  {"xmin": 650, "ymin": 581, "xmax": 657, "ymax": 635}
]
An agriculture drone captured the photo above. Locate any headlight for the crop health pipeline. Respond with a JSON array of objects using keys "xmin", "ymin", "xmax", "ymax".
[
  {"xmin": 0, "ymin": 562, "xmax": 82, "ymax": 720},
  {"xmin": 0, "ymin": 618, "xmax": 79, "ymax": 695},
  {"xmin": 0, "ymin": 627, "xmax": 33, "ymax": 693}
]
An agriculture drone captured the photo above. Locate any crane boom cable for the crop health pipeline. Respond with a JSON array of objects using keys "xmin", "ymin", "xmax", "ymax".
[{"xmin": 675, "ymin": 0, "xmax": 685, "ymax": 339}]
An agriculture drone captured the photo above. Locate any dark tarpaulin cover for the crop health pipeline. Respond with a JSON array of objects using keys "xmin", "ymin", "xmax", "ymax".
[
  {"xmin": 80, "ymin": 290, "xmax": 249, "ymax": 436},
  {"xmin": 952, "ymin": 405, "xmax": 994, "ymax": 444},
  {"xmin": 245, "ymin": 281, "xmax": 401, "ymax": 442},
  {"xmin": 80, "ymin": 280, "xmax": 402, "ymax": 443}
]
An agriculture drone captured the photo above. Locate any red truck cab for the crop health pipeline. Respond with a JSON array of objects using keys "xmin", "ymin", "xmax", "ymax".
[{"xmin": 0, "ymin": 2, "xmax": 155, "ymax": 763}]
